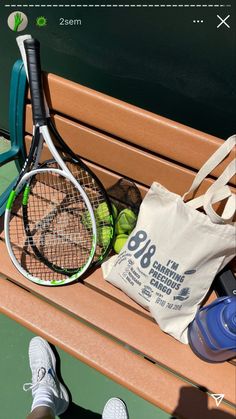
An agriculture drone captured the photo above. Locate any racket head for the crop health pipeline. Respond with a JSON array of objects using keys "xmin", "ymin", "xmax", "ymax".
[
  {"xmin": 40, "ymin": 157, "xmax": 115, "ymax": 268},
  {"xmin": 47, "ymin": 120, "xmax": 115, "ymax": 266},
  {"xmin": 4, "ymin": 167, "xmax": 96, "ymax": 286}
]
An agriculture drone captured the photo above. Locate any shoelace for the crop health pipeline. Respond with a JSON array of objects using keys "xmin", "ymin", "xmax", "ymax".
[{"xmin": 23, "ymin": 367, "xmax": 47, "ymax": 392}]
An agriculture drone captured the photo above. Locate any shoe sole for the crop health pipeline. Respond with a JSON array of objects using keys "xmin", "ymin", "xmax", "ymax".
[{"xmin": 102, "ymin": 397, "xmax": 129, "ymax": 419}]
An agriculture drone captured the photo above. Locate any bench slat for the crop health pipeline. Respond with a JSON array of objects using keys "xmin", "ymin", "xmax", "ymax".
[
  {"xmin": 24, "ymin": 135, "xmax": 148, "ymax": 197},
  {"xmin": 24, "ymin": 127, "xmax": 235, "ymax": 199},
  {"xmin": 37, "ymin": 74, "xmax": 235, "ymax": 179},
  {"xmin": 25, "ymin": 107, "xmax": 236, "ymax": 189},
  {"xmin": 0, "ymin": 241, "xmax": 235, "ymax": 406}
]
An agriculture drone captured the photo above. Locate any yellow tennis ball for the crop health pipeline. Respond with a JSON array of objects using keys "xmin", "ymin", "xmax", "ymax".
[
  {"xmin": 113, "ymin": 234, "xmax": 129, "ymax": 254},
  {"xmin": 95, "ymin": 202, "xmax": 108, "ymax": 222},
  {"xmin": 82, "ymin": 211, "xmax": 92, "ymax": 229},
  {"xmin": 97, "ymin": 226, "xmax": 113, "ymax": 247},
  {"xmin": 95, "ymin": 202, "xmax": 115, "ymax": 224},
  {"xmin": 115, "ymin": 209, "xmax": 137, "ymax": 235}
]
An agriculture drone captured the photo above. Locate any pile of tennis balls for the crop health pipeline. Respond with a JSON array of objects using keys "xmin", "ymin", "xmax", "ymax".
[
  {"xmin": 112, "ymin": 206, "xmax": 137, "ymax": 253},
  {"xmin": 95, "ymin": 202, "xmax": 116, "ymax": 248},
  {"xmin": 83, "ymin": 202, "xmax": 138, "ymax": 254}
]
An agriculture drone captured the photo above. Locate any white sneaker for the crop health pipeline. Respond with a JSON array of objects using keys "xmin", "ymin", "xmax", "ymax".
[
  {"xmin": 23, "ymin": 337, "xmax": 69, "ymax": 416},
  {"xmin": 102, "ymin": 397, "xmax": 129, "ymax": 419}
]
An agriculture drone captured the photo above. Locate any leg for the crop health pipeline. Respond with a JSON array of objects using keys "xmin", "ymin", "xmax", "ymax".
[
  {"xmin": 23, "ymin": 337, "xmax": 69, "ymax": 418},
  {"xmin": 26, "ymin": 406, "xmax": 55, "ymax": 419}
]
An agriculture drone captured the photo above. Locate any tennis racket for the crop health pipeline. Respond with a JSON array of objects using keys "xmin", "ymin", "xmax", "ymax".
[
  {"xmin": 17, "ymin": 34, "xmax": 115, "ymax": 270},
  {"xmin": 4, "ymin": 38, "xmax": 98, "ymax": 286}
]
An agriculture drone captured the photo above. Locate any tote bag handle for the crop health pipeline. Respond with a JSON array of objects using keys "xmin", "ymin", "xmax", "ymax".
[
  {"xmin": 183, "ymin": 135, "xmax": 236, "ymax": 224},
  {"xmin": 203, "ymin": 159, "xmax": 236, "ymax": 224},
  {"xmin": 183, "ymin": 135, "xmax": 235, "ymax": 201}
]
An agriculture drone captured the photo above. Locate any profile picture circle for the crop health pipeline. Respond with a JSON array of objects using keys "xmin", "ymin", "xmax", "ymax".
[{"xmin": 7, "ymin": 11, "xmax": 28, "ymax": 32}]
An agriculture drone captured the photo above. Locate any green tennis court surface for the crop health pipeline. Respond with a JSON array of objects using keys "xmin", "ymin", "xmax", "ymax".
[
  {"xmin": 0, "ymin": 136, "xmax": 18, "ymax": 195},
  {"xmin": 0, "ymin": 313, "xmax": 172, "ymax": 419}
]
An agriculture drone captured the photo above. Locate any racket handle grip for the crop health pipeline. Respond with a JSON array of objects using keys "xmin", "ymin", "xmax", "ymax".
[{"xmin": 24, "ymin": 38, "xmax": 47, "ymax": 127}]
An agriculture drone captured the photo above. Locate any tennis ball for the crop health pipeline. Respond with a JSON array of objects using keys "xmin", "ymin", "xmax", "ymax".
[
  {"xmin": 113, "ymin": 234, "xmax": 129, "ymax": 254},
  {"xmin": 82, "ymin": 211, "xmax": 92, "ymax": 230},
  {"xmin": 95, "ymin": 202, "xmax": 110, "ymax": 223},
  {"xmin": 95, "ymin": 202, "xmax": 117, "ymax": 224},
  {"xmin": 97, "ymin": 226, "xmax": 113, "ymax": 247},
  {"xmin": 115, "ymin": 208, "xmax": 137, "ymax": 235}
]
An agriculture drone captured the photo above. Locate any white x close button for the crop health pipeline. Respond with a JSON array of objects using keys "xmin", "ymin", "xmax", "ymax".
[{"xmin": 217, "ymin": 15, "xmax": 230, "ymax": 29}]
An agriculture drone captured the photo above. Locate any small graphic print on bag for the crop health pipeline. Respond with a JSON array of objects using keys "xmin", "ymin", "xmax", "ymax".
[
  {"xmin": 140, "ymin": 285, "xmax": 154, "ymax": 302},
  {"xmin": 173, "ymin": 288, "xmax": 190, "ymax": 301},
  {"xmin": 184, "ymin": 270, "xmax": 197, "ymax": 275}
]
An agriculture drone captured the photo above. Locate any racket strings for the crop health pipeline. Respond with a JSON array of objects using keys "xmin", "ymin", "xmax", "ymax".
[
  {"xmin": 48, "ymin": 160, "xmax": 114, "ymax": 260},
  {"xmin": 9, "ymin": 207, "xmax": 66, "ymax": 282},
  {"xmin": 27, "ymin": 175, "xmax": 86, "ymax": 245},
  {"xmin": 8, "ymin": 169, "xmax": 94, "ymax": 281}
]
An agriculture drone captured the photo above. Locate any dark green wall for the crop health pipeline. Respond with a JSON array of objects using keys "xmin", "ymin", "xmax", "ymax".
[{"xmin": 0, "ymin": 1, "xmax": 235, "ymax": 138}]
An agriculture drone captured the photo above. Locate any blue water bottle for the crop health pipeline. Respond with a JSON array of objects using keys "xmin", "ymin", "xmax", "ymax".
[{"xmin": 188, "ymin": 296, "xmax": 236, "ymax": 363}]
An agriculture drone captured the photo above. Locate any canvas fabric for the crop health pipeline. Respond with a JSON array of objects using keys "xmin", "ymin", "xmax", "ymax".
[{"xmin": 102, "ymin": 135, "xmax": 236, "ymax": 343}]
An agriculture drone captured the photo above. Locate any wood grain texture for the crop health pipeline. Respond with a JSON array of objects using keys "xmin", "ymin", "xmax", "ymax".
[
  {"xmin": 24, "ymin": 129, "xmax": 236, "ymax": 207},
  {"xmin": 25, "ymin": 104, "xmax": 236, "ymax": 189},
  {"xmin": 1, "ymin": 278, "xmax": 235, "ymax": 418},
  {"xmin": 28, "ymin": 73, "xmax": 236, "ymax": 182},
  {"xmin": 0, "ymin": 240, "xmax": 235, "ymax": 408}
]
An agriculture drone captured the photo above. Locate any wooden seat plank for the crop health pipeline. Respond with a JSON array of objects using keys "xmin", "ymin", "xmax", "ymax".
[
  {"xmin": 34, "ymin": 73, "xmax": 235, "ymax": 179},
  {"xmin": 0, "ymin": 241, "xmax": 235, "ymax": 406},
  {"xmin": 24, "ymin": 128, "xmax": 235, "ymax": 199},
  {"xmin": 87, "ymin": 162, "xmax": 148, "ymax": 197},
  {"xmin": 84, "ymin": 270, "xmax": 153, "ymax": 319},
  {"xmin": 26, "ymin": 135, "xmax": 149, "ymax": 197},
  {"xmin": 25, "ymin": 107, "xmax": 236, "ymax": 189}
]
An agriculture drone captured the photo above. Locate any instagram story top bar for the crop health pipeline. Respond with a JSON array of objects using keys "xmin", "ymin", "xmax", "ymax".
[{"xmin": 4, "ymin": 4, "xmax": 232, "ymax": 8}]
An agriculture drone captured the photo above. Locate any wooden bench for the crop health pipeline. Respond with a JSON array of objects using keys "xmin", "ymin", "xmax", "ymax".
[{"xmin": 0, "ymin": 61, "xmax": 235, "ymax": 418}]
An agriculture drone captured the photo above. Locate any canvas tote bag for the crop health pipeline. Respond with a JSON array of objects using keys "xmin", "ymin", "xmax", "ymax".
[{"xmin": 102, "ymin": 135, "xmax": 236, "ymax": 343}]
